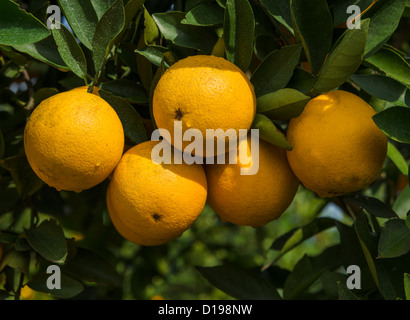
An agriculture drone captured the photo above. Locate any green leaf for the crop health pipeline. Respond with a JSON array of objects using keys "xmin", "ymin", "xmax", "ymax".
[
  {"xmin": 24, "ymin": 219, "xmax": 68, "ymax": 263},
  {"xmin": 61, "ymin": 248, "xmax": 122, "ymax": 287},
  {"xmin": 290, "ymin": 0, "xmax": 333, "ymax": 75},
  {"xmin": 52, "ymin": 22, "xmax": 87, "ymax": 79},
  {"xmin": 99, "ymin": 79, "xmax": 148, "ymax": 104},
  {"xmin": 372, "ymin": 107, "xmax": 410, "ymax": 144},
  {"xmin": 344, "ymin": 194, "xmax": 398, "ymax": 219},
  {"xmin": 224, "ymin": 0, "xmax": 255, "ymax": 71},
  {"xmin": 387, "ymin": 142, "xmax": 409, "ymax": 176},
  {"xmin": 152, "ymin": 11, "xmax": 218, "ymax": 53},
  {"xmin": 33, "ymin": 88, "xmax": 59, "ymax": 107},
  {"xmin": 311, "ymin": 19, "xmax": 369, "ymax": 94},
  {"xmin": 182, "ymin": 3, "xmax": 224, "ymax": 26},
  {"xmin": 256, "ymin": 88, "xmax": 309, "ymax": 120},
  {"xmin": 251, "ymin": 114, "xmax": 292, "ymax": 150},
  {"xmin": 365, "ymin": 46, "xmax": 410, "ymax": 86},
  {"xmin": 393, "ymin": 186, "xmax": 410, "ymax": 219},
  {"xmin": 405, "ymin": 273, "xmax": 410, "ymax": 300},
  {"xmin": 0, "ymin": 0, "xmax": 50, "ymax": 46},
  {"xmin": 27, "ymin": 273, "xmax": 83, "ymax": 299},
  {"xmin": 90, "ymin": 0, "xmax": 116, "ymax": 19},
  {"xmin": 13, "ymin": 36, "xmax": 68, "ymax": 70},
  {"xmin": 283, "ymin": 255, "xmax": 326, "ymax": 299},
  {"xmin": 92, "ymin": 0, "xmax": 125, "ymax": 74},
  {"xmin": 378, "ymin": 218, "xmax": 410, "ymax": 258},
  {"xmin": 0, "ymin": 150, "xmax": 43, "ymax": 197},
  {"xmin": 337, "ymin": 281, "xmax": 360, "ymax": 300},
  {"xmin": 350, "ymin": 74, "xmax": 407, "ymax": 102},
  {"xmin": 99, "ymin": 90, "xmax": 148, "ymax": 145},
  {"xmin": 136, "ymin": 38, "xmax": 153, "ymax": 92},
  {"xmin": 197, "ymin": 264, "xmax": 281, "ymax": 300},
  {"xmin": 0, "ymin": 250, "xmax": 29, "ymax": 275},
  {"xmin": 250, "ymin": 44, "xmax": 302, "ymax": 97},
  {"xmin": 135, "ymin": 45, "xmax": 170, "ymax": 67},
  {"xmin": 332, "ymin": 0, "xmax": 374, "ymax": 27},
  {"xmin": 364, "ymin": 0, "xmax": 406, "ymax": 58},
  {"xmin": 57, "ymin": 0, "xmax": 99, "ymax": 50},
  {"xmin": 143, "ymin": 7, "xmax": 160, "ymax": 45},
  {"xmin": 261, "ymin": 0, "xmax": 293, "ymax": 33}
]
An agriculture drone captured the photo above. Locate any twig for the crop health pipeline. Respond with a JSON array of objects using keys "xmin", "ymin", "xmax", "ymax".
[{"xmin": 22, "ymin": 69, "xmax": 35, "ymax": 111}]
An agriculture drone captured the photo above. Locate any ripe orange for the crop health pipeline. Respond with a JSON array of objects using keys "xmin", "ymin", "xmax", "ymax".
[
  {"xmin": 24, "ymin": 88, "xmax": 124, "ymax": 192},
  {"xmin": 286, "ymin": 90, "xmax": 387, "ymax": 198},
  {"xmin": 106, "ymin": 140, "xmax": 208, "ymax": 246},
  {"xmin": 153, "ymin": 55, "xmax": 256, "ymax": 157},
  {"xmin": 205, "ymin": 136, "xmax": 299, "ymax": 227}
]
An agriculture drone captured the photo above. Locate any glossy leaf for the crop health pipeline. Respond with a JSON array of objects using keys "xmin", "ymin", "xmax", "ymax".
[
  {"xmin": 144, "ymin": 7, "xmax": 160, "ymax": 45},
  {"xmin": 152, "ymin": 11, "xmax": 217, "ymax": 53},
  {"xmin": 372, "ymin": 107, "xmax": 410, "ymax": 144},
  {"xmin": 135, "ymin": 45, "xmax": 170, "ymax": 67},
  {"xmin": 25, "ymin": 219, "xmax": 68, "ymax": 263},
  {"xmin": 344, "ymin": 194, "xmax": 398, "ymax": 219},
  {"xmin": 378, "ymin": 218, "xmax": 410, "ymax": 258},
  {"xmin": 350, "ymin": 74, "xmax": 407, "ymax": 102},
  {"xmin": 182, "ymin": 3, "xmax": 224, "ymax": 26},
  {"xmin": 251, "ymin": 114, "xmax": 292, "ymax": 150},
  {"xmin": 224, "ymin": 0, "xmax": 255, "ymax": 71},
  {"xmin": 250, "ymin": 44, "xmax": 302, "ymax": 97},
  {"xmin": 52, "ymin": 22, "xmax": 87, "ymax": 79},
  {"xmin": 57, "ymin": 0, "xmax": 99, "ymax": 50},
  {"xmin": 290, "ymin": 0, "xmax": 333, "ymax": 75},
  {"xmin": 92, "ymin": 0, "xmax": 125, "ymax": 74},
  {"xmin": 256, "ymin": 88, "xmax": 309, "ymax": 120},
  {"xmin": 393, "ymin": 186, "xmax": 410, "ymax": 219},
  {"xmin": 261, "ymin": 0, "xmax": 293, "ymax": 33},
  {"xmin": 99, "ymin": 90, "xmax": 148, "ymax": 145},
  {"xmin": 365, "ymin": 46, "xmax": 410, "ymax": 86},
  {"xmin": 100, "ymin": 79, "xmax": 148, "ymax": 104},
  {"xmin": 197, "ymin": 264, "xmax": 281, "ymax": 300},
  {"xmin": 28, "ymin": 273, "xmax": 83, "ymax": 299},
  {"xmin": 91, "ymin": 0, "xmax": 116, "ymax": 19},
  {"xmin": 0, "ymin": 0, "xmax": 50, "ymax": 46},
  {"xmin": 364, "ymin": 0, "xmax": 406, "ymax": 57},
  {"xmin": 311, "ymin": 19, "xmax": 369, "ymax": 94}
]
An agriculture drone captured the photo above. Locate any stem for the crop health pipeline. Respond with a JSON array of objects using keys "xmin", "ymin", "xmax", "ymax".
[
  {"xmin": 14, "ymin": 271, "xmax": 25, "ymax": 300},
  {"xmin": 22, "ymin": 69, "xmax": 35, "ymax": 111}
]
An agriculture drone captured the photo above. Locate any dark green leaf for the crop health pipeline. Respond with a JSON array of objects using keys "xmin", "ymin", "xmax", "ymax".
[
  {"xmin": 92, "ymin": 0, "xmax": 125, "ymax": 73},
  {"xmin": 152, "ymin": 11, "xmax": 218, "ymax": 53},
  {"xmin": 283, "ymin": 255, "xmax": 326, "ymax": 299},
  {"xmin": 261, "ymin": 0, "xmax": 293, "ymax": 33},
  {"xmin": 0, "ymin": 186, "xmax": 19, "ymax": 214},
  {"xmin": 197, "ymin": 264, "xmax": 281, "ymax": 300},
  {"xmin": 0, "ymin": 250, "xmax": 29, "ymax": 274},
  {"xmin": 364, "ymin": 0, "xmax": 406, "ymax": 57},
  {"xmin": 99, "ymin": 79, "xmax": 148, "ymax": 104},
  {"xmin": 27, "ymin": 273, "xmax": 83, "ymax": 299},
  {"xmin": 52, "ymin": 22, "xmax": 87, "ymax": 79},
  {"xmin": 393, "ymin": 186, "xmax": 410, "ymax": 219},
  {"xmin": 337, "ymin": 281, "xmax": 360, "ymax": 300},
  {"xmin": 61, "ymin": 248, "xmax": 122, "ymax": 286},
  {"xmin": 344, "ymin": 194, "xmax": 398, "ymax": 219},
  {"xmin": 350, "ymin": 74, "xmax": 407, "ymax": 102},
  {"xmin": 57, "ymin": 0, "xmax": 99, "ymax": 50},
  {"xmin": 25, "ymin": 219, "xmax": 68, "ymax": 263},
  {"xmin": 405, "ymin": 273, "xmax": 410, "ymax": 300},
  {"xmin": 99, "ymin": 90, "xmax": 148, "ymax": 145},
  {"xmin": 0, "ymin": 150, "xmax": 43, "ymax": 197},
  {"xmin": 311, "ymin": 19, "xmax": 369, "ymax": 94},
  {"xmin": 250, "ymin": 44, "xmax": 302, "ymax": 97},
  {"xmin": 256, "ymin": 88, "xmax": 309, "ymax": 120},
  {"xmin": 0, "ymin": 0, "xmax": 50, "ymax": 46},
  {"xmin": 372, "ymin": 107, "xmax": 410, "ymax": 144},
  {"xmin": 13, "ymin": 36, "xmax": 68, "ymax": 70},
  {"xmin": 290, "ymin": 0, "xmax": 333, "ymax": 75},
  {"xmin": 251, "ymin": 114, "xmax": 292, "ymax": 150},
  {"xmin": 182, "ymin": 3, "xmax": 224, "ymax": 26},
  {"xmin": 332, "ymin": 0, "xmax": 374, "ymax": 27},
  {"xmin": 378, "ymin": 218, "xmax": 410, "ymax": 258},
  {"xmin": 224, "ymin": 0, "xmax": 255, "ymax": 71},
  {"xmin": 136, "ymin": 38, "xmax": 153, "ymax": 92},
  {"xmin": 365, "ymin": 46, "xmax": 410, "ymax": 86},
  {"xmin": 135, "ymin": 45, "xmax": 170, "ymax": 67},
  {"xmin": 90, "ymin": 0, "xmax": 116, "ymax": 19}
]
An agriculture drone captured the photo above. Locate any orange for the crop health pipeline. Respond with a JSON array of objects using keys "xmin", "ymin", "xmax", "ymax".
[
  {"xmin": 24, "ymin": 88, "xmax": 124, "ymax": 192},
  {"xmin": 286, "ymin": 90, "xmax": 388, "ymax": 198},
  {"xmin": 106, "ymin": 140, "xmax": 207, "ymax": 246},
  {"xmin": 153, "ymin": 55, "xmax": 256, "ymax": 157},
  {"xmin": 205, "ymin": 136, "xmax": 299, "ymax": 227}
]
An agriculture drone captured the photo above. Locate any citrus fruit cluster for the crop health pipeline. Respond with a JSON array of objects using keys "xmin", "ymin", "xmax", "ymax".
[{"xmin": 24, "ymin": 55, "xmax": 387, "ymax": 247}]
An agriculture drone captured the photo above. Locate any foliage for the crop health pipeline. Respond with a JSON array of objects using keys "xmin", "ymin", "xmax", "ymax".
[{"xmin": 0, "ymin": 0, "xmax": 409, "ymax": 300}]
